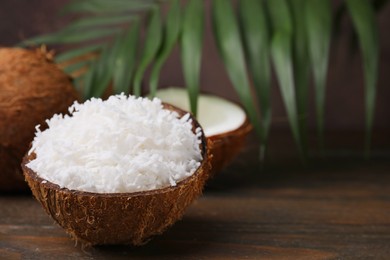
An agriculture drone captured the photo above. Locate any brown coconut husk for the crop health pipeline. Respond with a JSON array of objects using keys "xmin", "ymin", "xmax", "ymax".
[
  {"xmin": 22, "ymin": 104, "xmax": 211, "ymax": 246},
  {"xmin": 0, "ymin": 47, "xmax": 79, "ymax": 192},
  {"xmin": 208, "ymin": 117, "xmax": 252, "ymax": 176}
]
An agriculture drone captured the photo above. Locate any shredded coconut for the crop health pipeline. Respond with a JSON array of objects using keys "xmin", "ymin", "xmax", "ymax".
[{"xmin": 26, "ymin": 94, "xmax": 203, "ymax": 193}]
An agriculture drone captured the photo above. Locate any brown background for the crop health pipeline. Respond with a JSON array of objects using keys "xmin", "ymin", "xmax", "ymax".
[
  {"xmin": 1, "ymin": 3, "xmax": 390, "ymax": 258},
  {"xmin": 1, "ymin": 0, "xmax": 389, "ymax": 139}
]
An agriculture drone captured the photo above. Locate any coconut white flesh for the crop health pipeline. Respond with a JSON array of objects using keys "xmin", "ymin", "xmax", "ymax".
[{"xmin": 155, "ymin": 88, "xmax": 246, "ymax": 137}]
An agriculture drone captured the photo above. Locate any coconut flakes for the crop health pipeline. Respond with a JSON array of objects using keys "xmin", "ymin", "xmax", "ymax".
[{"xmin": 27, "ymin": 94, "xmax": 202, "ymax": 193}]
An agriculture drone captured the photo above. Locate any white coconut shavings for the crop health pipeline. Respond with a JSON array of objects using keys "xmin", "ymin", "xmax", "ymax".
[{"xmin": 27, "ymin": 94, "xmax": 203, "ymax": 193}]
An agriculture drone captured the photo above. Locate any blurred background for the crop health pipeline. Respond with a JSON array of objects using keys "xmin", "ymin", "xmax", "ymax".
[{"xmin": 1, "ymin": 0, "xmax": 389, "ymax": 158}]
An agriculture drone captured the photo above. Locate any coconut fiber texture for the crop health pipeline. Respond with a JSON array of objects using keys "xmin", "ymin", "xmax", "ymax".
[
  {"xmin": 0, "ymin": 47, "xmax": 79, "ymax": 192},
  {"xmin": 22, "ymin": 105, "xmax": 211, "ymax": 246},
  {"xmin": 208, "ymin": 118, "xmax": 252, "ymax": 176}
]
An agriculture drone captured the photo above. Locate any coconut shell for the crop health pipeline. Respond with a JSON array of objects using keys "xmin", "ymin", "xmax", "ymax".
[
  {"xmin": 22, "ymin": 105, "xmax": 211, "ymax": 246},
  {"xmin": 208, "ymin": 118, "xmax": 252, "ymax": 176},
  {"xmin": 0, "ymin": 47, "xmax": 79, "ymax": 192},
  {"xmin": 154, "ymin": 87, "xmax": 253, "ymax": 176}
]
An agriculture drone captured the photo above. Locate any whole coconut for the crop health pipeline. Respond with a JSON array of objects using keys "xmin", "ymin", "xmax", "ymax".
[{"xmin": 0, "ymin": 47, "xmax": 79, "ymax": 192}]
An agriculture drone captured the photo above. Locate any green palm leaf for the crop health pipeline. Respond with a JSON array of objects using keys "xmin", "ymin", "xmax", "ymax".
[
  {"xmin": 112, "ymin": 20, "xmax": 140, "ymax": 94},
  {"xmin": 17, "ymin": 0, "xmax": 384, "ymax": 163},
  {"xmin": 290, "ymin": 0, "xmax": 310, "ymax": 156},
  {"xmin": 55, "ymin": 44, "xmax": 103, "ymax": 63},
  {"xmin": 62, "ymin": 15, "xmax": 135, "ymax": 31},
  {"xmin": 180, "ymin": 0, "xmax": 204, "ymax": 117},
  {"xmin": 133, "ymin": 7, "xmax": 163, "ymax": 96},
  {"xmin": 19, "ymin": 0, "xmax": 161, "ymax": 100},
  {"xmin": 346, "ymin": 0, "xmax": 379, "ymax": 156},
  {"xmin": 305, "ymin": 0, "xmax": 332, "ymax": 151},
  {"xmin": 86, "ymin": 43, "xmax": 116, "ymax": 98},
  {"xmin": 149, "ymin": 0, "xmax": 181, "ymax": 97},
  {"xmin": 238, "ymin": 0, "xmax": 271, "ymax": 157},
  {"xmin": 61, "ymin": 0, "xmax": 157, "ymax": 14},
  {"xmin": 62, "ymin": 60, "xmax": 91, "ymax": 75},
  {"xmin": 20, "ymin": 28, "xmax": 120, "ymax": 46},
  {"xmin": 211, "ymin": 0, "xmax": 262, "ymax": 140},
  {"xmin": 267, "ymin": 0, "xmax": 304, "ymax": 160},
  {"xmin": 271, "ymin": 34, "xmax": 303, "ymax": 159}
]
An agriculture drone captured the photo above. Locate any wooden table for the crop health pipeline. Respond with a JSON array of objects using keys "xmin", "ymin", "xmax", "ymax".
[{"xmin": 1, "ymin": 135, "xmax": 390, "ymax": 259}]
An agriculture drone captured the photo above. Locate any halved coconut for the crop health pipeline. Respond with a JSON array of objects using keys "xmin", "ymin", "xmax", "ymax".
[
  {"xmin": 0, "ymin": 47, "xmax": 79, "ymax": 192},
  {"xmin": 22, "ymin": 104, "xmax": 211, "ymax": 246},
  {"xmin": 155, "ymin": 87, "xmax": 252, "ymax": 175}
]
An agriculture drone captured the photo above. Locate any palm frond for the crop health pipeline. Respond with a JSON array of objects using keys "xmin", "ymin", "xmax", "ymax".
[
  {"xmin": 18, "ymin": 0, "xmax": 384, "ymax": 162},
  {"xmin": 305, "ymin": 0, "xmax": 332, "ymax": 151},
  {"xmin": 238, "ymin": 0, "xmax": 271, "ymax": 157},
  {"xmin": 55, "ymin": 44, "xmax": 102, "ymax": 63},
  {"xmin": 133, "ymin": 7, "xmax": 163, "ymax": 96},
  {"xmin": 211, "ymin": 0, "xmax": 262, "ymax": 147},
  {"xmin": 346, "ymin": 0, "xmax": 379, "ymax": 157},
  {"xmin": 290, "ymin": 0, "xmax": 310, "ymax": 157},
  {"xmin": 180, "ymin": 0, "xmax": 204, "ymax": 117},
  {"xmin": 61, "ymin": 0, "xmax": 157, "ymax": 14},
  {"xmin": 20, "ymin": 28, "xmax": 120, "ymax": 46},
  {"xmin": 149, "ymin": 0, "xmax": 181, "ymax": 97},
  {"xmin": 267, "ymin": 0, "xmax": 304, "ymax": 160},
  {"xmin": 112, "ymin": 20, "xmax": 140, "ymax": 95},
  {"xmin": 20, "ymin": 0, "xmax": 160, "ymax": 100}
]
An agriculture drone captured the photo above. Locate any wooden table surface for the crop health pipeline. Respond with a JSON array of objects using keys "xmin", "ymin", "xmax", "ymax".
[{"xmin": 1, "ymin": 134, "xmax": 390, "ymax": 260}]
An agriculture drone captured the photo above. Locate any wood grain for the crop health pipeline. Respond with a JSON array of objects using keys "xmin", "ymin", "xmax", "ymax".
[{"xmin": 1, "ymin": 134, "xmax": 390, "ymax": 259}]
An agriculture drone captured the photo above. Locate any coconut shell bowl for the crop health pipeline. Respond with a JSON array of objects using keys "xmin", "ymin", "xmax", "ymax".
[{"xmin": 22, "ymin": 104, "xmax": 211, "ymax": 246}]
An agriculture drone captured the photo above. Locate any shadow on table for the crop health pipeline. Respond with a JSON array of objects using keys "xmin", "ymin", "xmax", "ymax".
[
  {"xmin": 89, "ymin": 216, "xmax": 220, "ymax": 258},
  {"xmin": 203, "ymin": 145, "xmax": 390, "ymax": 196}
]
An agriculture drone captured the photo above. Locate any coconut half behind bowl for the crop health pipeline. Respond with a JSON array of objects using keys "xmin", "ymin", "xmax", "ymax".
[
  {"xmin": 155, "ymin": 87, "xmax": 252, "ymax": 175},
  {"xmin": 22, "ymin": 103, "xmax": 211, "ymax": 246}
]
